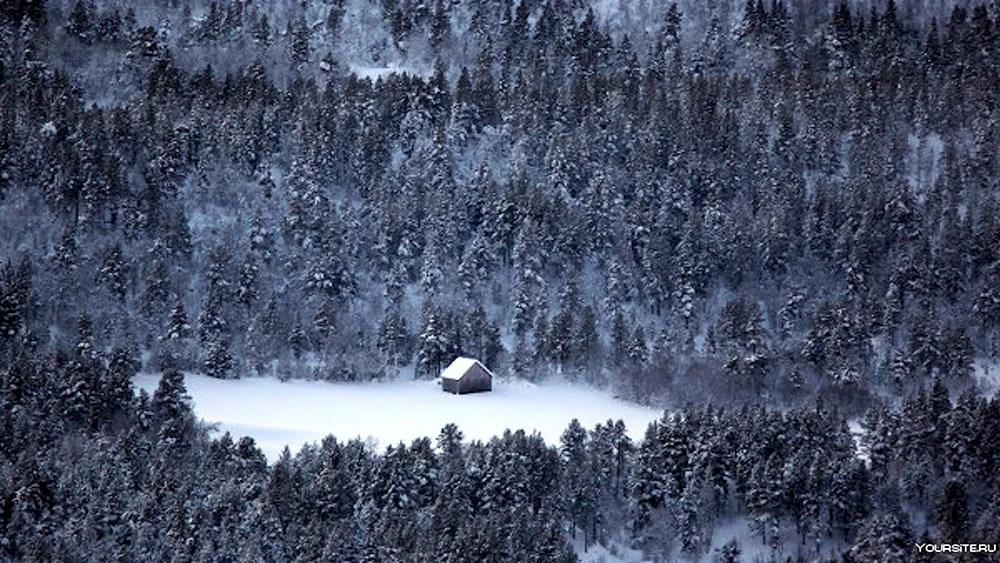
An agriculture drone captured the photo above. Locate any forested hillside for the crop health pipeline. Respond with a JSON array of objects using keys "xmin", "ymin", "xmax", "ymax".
[
  {"xmin": 2, "ymin": 0, "xmax": 1000, "ymax": 560},
  {"xmin": 3, "ymin": 0, "xmax": 1000, "ymax": 403}
]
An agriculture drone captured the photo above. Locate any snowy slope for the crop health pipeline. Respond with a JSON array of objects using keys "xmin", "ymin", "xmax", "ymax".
[{"xmin": 133, "ymin": 373, "xmax": 662, "ymax": 460}]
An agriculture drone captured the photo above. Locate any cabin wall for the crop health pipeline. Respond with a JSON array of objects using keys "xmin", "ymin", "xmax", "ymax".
[
  {"xmin": 442, "ymin": 363, "xmax": 493, "ymax": 394},
  {"xmin": 459, "ymin": 365, "xmax": 492, "ymax": 394}
]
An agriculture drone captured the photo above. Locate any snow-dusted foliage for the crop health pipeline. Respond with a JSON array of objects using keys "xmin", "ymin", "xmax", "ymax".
[{"xmin": 2, "ymin": 0, "xmax": 1000, "ymax": 559}]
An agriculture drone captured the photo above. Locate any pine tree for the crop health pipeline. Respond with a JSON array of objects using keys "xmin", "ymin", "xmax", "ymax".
[
  {"xmin": 420, "ymin": 240, "xmax": 443, "ymax": 299},
  {"xmin": 314, "ymin": 297, "xmax": 338, "ymax": 349},
  {"xmin": 678, "ymin": 474, "xmax": 706, "ymax": 555},
  {"xmin": 200, "ymin": 290, "xmax": 233, "ymax": 379},
  {"xmin": 326, "ymin": 0, "xmax": 346, "ymax": 36},
  {"xmin": 934, "ymin": 480, "xmax": 969, "ymax": 542},
  {"xmin": 290, "ymin": 17, "xmax": 310, "ymax": 66},
  {"xmin": 60, "ymin": 317, "xmax": 101, "ymax": 427},
  {"xmin": 908, "ymin": 306, "xmax": 941, "ymax": 377},
  {"xmin": 0, "ymin": 259, "xmax": 31, "ymax": 342},
  {"xmin": 532, "ymin": 304, "xmax": 550, "ymax": 367},
  {"xmin": 97, "ymin": 243, "xmax": 127, "ymax": 302},
  {"xmin": 737, "ymin": 0, "xmax": 763, "ymax": 46},
  {"xmin": 141, "ymin": 254, "xmax": 171, "ymax": 317},
  {"xmin": 247, "ymin": 294, "xmax": 281, "ymax": 372},
  {"xmin": 512, "ymin": 283, "xmax": 533, "ymax": 337},
  {"xmin": 284, "ymin": 147, "xmax": 326, "ymax": 249},
  {"xmin": 457, "ymin": 231, "xmax": 492, "ymax": 303},
  {"xmin": 253, "ymin": 13, "xmax": 271, "ymax": 46},
  {"xmin": 463, "ymin": 307, "xmax": 501, "ymax": 368},
  {"xmin": 287, "ymin": 317, "xmax": 307, "ymax": 360},
  {"xmin": 717, "ymin": 538, "xmax": 741, "ymax": 563},
  {"xmin": 236, "ymin": 254, "xmax": 259, "ymax": 308},
  {"xmin": 847, "ymin": 513, "xmax": 911, "ymax": 563},
  {"xmin": 611, "ymin": 310, "xmax": 629, "ymax": 369},
  {"xmin": 204, "ymin": 337, "xmax": 235, "ymax": 379},
  {"xmin": 165, "ymin": 297, "xmax": 190, "ymax": 341},
  {"xmin": 377, "ymin": 311, "xmax": 410, "ymax": 370},
  {"xmin": 249, "ymin": 210, "xmax": 274, "ymax": 262},
  {"xmin": 151, "ymin": 366, "xmax": 195, "ymax": 450},
  {"xmin": 305, "ymin": 234, "xmax": 356, "ymax": 301},
  {"xmin": 628, "ymin": 325, "xmax": 648, "ymax": 367},
  {"xmin": 66, "ymin": 0, "xmax": 95, "ymax": 43},
  {"xmin": 573, "ymin": 306, "xmax": 600, "ymax": 375},
  {"xmin": 560, "ymin": 419, "xmax": 597, "ymax": 547},
  {"xmin": 429, "ymin": 0, "xmax": 450, "ymax": 50},
  {"xmin": 417, "ymin": 303, "xmax": 456, "ymax": 379},
  {"xmin": 971, "ymin": 488, "xmax": 1000, "ymax": 546},
  {"xmin": 940, "ymin": 326, "xmax": 973, "ymax": 379},
  {"xmin": 548, "ymin": 309, "xmax": 573, "ymax": 372}
]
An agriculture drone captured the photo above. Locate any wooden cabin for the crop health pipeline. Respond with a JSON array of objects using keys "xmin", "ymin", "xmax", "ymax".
[{"xmin": 440, "ymin": 357, "xmax": 493, "ymax": 394}]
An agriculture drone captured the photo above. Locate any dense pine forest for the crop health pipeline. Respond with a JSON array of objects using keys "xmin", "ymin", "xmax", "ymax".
[{"xmin": 2, "ymin": 0, "xmax": 1000, "ymax": 559}]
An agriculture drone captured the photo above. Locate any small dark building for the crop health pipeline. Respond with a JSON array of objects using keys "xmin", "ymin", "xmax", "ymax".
[{"xmin": 440, "ymin": 357, "xmax": 493, "ymax": 394}]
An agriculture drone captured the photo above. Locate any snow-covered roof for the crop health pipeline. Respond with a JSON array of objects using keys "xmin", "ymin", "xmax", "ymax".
[{"xmin": 440, "ymin": 357, "xmax": 492, "ymax": 381}]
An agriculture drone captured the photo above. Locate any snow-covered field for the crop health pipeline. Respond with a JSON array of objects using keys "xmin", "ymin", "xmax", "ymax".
[{"xmin": 132, "ymin": 373, "xmax": 662, "ymax": 460}]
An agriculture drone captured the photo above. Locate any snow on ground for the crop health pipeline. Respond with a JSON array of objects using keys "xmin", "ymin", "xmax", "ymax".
[
  {"xmin": 568, "ymin": 517, "xmax": 849, "ymax": 562},
  {"xmin": 570, "ymin": 533, "xmax": 646, "ymax": 563},
  {"xmin": 847, "ymin": 419, "xmax": 868, "ymax": 463},
  {"xmin": 348, "ymin": 63, "xmax": 427, "ymax": 80},
  {"xmin": 973, "ymin": 359, "xmax": 1000, "ymax": 398},
  {"xmin": 132, "ymin": 373, "xmax": 662, "ymax": 460},
  {"xmin": 705, "ymin": 518, "xmax": 847, "ymax": 563}
]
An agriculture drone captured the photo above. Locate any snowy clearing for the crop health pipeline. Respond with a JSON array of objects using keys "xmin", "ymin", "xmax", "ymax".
[
  {"xmin": 132, "ymin": 373, "xmax": 662, "ymax": 460},
  {"xmin": 348, "ymin": 63, "xmax": 427, "ymax": 80},
  {"xmin": 973, "ymin": 359, "xmax": 1000, "ymax": 398}
]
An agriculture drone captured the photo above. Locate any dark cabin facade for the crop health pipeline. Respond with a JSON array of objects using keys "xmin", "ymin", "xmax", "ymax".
[{"xmin": 441, "ymin": 357, "xmax": 493, "ymax": 394}]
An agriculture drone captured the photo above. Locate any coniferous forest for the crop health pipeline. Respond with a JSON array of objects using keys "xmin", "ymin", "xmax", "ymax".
[{"xmin": 2, "ymin": 0, "xmax": 1000, "ymax": 560}]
